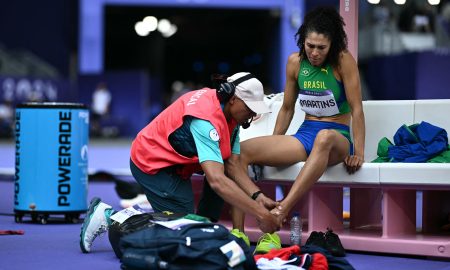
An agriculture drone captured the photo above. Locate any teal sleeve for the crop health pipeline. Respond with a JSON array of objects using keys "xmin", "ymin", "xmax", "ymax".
[{"xmin": 190, "ymin": 118, "xmax": 224, "ymax": 164}]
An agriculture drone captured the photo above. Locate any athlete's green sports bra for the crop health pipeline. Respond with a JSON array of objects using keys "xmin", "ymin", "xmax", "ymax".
[{"xmin": 297, "ymin": 58, "xmax": 350, "ymax": 117}]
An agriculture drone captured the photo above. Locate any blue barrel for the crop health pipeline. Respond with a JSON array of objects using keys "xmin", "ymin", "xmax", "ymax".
[{"xmin": 14, "ymin": 103, "xmax": 89, "ymax": 223}]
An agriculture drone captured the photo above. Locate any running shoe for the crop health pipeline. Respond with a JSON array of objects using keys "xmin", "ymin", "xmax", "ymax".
[
  {"xmin": 80, "ymin": 197, "xmax": 113, "ymax": 253},
  {"xmin": 230, "ymin": 229, "xmax": 250, "ymax": 247},
  {"xmin": 305, "ymin": 231, "xmax": 326, "ymax": 248},
  {"xmin": 254, "ymin": 232, "xmax": 281, "ymax": 254},
  {"xmin": 325, "ymin": 228, "xmax": 346, "ymax": 257}
]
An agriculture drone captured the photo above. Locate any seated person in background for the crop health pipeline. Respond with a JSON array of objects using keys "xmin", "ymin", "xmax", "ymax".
[
  {"xmin": 232, "ymin": 7, "xmax": 366, "ymax": 253},
  {"xmin": 80, "ymin": 72, "xmax": 281, "ymax": 253}
]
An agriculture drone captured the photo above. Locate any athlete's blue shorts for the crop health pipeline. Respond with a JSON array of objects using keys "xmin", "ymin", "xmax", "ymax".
[{"xmin": 292, "ymin": 120, "xmax": 354, "ymax": 156}]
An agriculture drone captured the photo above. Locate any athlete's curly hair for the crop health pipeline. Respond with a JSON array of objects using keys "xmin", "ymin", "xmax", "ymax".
[{"xmin": 295, "ymin": 6, "xmax": 348, "ymax": 68}]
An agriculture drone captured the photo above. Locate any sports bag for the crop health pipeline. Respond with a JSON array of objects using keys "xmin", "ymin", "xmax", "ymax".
[
  {"xmin": 119, "ymin": 222, "xmax": 257, "ymax": 270},
  {"xmin": 109, "ymin": 213, "xmax": 154, "ymax": 258},
  {"xmin": 108, "ymin": 212, "xmax": 185, "ymax": 258}
]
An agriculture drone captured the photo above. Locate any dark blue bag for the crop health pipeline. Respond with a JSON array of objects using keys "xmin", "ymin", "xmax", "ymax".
[{"xmin": 119, "ymin": 222, "xmax": 257, "ymax": 270}]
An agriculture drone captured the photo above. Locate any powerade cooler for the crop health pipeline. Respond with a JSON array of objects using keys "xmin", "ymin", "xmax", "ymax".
[{"xmin": 14, "ymin": 103, "xmax": 89, "ymax": 224}]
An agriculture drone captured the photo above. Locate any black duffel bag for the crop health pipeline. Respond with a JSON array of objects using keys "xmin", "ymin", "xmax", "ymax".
[
  {"xmin": 119, "ymin": 222, "xmax": 257, "ymax": 270},
  {"xmin": 108, "ymin": 212, "xmax": 185, "ymax": 259},
  {"xmin": 108, "ymin": 213, "xmax": 155, "ymax": 259}
]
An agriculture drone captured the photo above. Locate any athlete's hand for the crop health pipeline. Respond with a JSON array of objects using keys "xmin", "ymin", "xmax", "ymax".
[{"xmin": 344, "ymin": 155, "xmax": 364, "ymax": 174}]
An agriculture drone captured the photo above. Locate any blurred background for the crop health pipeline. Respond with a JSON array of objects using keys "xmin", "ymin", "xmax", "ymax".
[{"xmin": 0, "ymin": 0, "xmax": 449, "ymax": 140}]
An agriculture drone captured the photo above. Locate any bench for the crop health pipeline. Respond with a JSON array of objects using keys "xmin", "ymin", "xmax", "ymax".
[{"xmin": 235, "ymin": 95, "xmax": 450, "ymax": 258}]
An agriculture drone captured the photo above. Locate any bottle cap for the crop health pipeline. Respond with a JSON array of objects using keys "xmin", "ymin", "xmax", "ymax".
[{"xmin": 293, "ymin": 212, "xmax": 300, "ymax": 217}]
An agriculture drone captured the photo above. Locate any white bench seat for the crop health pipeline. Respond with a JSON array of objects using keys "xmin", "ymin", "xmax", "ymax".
[
  {"xmin": 264, "ymin": 162, "xmax": 450, "ymax": 187},
  {"xmin": 379, "ymin": 163, "xmax": 450, "ymax": 186},
  {"xmin": 264, "ymin": 162, "xmax": 380, "ymax": 185}
]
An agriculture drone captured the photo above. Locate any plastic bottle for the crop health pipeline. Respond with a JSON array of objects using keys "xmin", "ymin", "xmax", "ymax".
[{"xmin": 290, "ymin": 212, "xmax": 302, "ymax": 246}]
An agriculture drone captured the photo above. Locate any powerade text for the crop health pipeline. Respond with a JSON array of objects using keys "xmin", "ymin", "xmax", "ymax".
[
  {"xmin": 58, "ymin": 111, "xmax": 72, "ymax": 206},
  {"xmin": 14, "ymin": 112, "xmax": 21, "ymax": 206}
]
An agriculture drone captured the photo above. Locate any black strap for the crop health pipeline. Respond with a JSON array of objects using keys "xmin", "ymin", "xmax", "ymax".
[{"xmin": 232, "ymin": 74, "xmax": 254, "ymax": 87}]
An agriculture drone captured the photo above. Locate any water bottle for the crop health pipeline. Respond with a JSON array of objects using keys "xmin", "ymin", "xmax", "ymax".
[{"xmin": 290, "ymin": 212, "xmax": 302, "ymax": 246}]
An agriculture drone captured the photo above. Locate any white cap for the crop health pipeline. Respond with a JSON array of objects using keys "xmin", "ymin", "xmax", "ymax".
[{"xmin": 227, "ymin": 72, "xmax": 271, "ymax": 114}]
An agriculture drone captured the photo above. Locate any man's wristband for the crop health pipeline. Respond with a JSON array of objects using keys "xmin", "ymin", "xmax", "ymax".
[{"xmin": 251, "ymin": 191, "xmax": 263, "ymax": 200}]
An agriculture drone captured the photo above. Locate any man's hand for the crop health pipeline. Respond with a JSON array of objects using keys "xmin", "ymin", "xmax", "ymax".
[
  {"xmin": 257, "ymin": 210, "xmax": 281, "ymax": 233},
  {"xmin": 344, "ymin": 155, "xmax": 364, "ymax": 174},
  {"xmin": 256, "ymin": 193, "xmax": 279, "ymax": 210}
]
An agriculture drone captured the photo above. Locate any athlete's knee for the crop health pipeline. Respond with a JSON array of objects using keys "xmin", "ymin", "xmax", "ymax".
[{"xmin": 313, "ymin": 129, "xmax": 337, "ymax": 150}]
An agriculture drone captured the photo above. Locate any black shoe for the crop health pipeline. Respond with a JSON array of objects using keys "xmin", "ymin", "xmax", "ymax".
[
  {"xmin": 305, "ymin": 231, "xmax": 326, "ymax": 249},
  {"xmin": 325, "ymin": 228, "xmax": 346, "ymax": 257}
]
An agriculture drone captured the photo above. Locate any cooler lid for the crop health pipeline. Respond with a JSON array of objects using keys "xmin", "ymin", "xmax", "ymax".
[{"xmin": 16, "ymin": 102, "xmax": 87, "ymax": 109}]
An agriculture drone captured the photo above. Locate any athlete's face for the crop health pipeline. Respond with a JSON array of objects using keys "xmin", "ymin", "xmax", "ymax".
[{"xmin": 304, "ymin": 32, "xmax": 331, "ymax": 67}]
